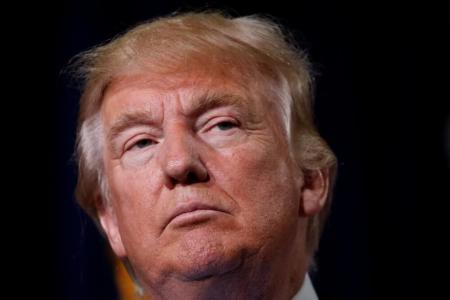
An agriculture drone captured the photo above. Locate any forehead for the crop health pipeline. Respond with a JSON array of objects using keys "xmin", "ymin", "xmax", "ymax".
[{"xmin": 101, "ymin": 68, "xmax": 268, "ymax": 118}]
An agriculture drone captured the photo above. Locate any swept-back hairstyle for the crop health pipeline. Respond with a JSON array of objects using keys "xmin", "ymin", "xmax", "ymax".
[{"xmin": 71, "ymin": 11, "xmax": 337, "ymax": 255}]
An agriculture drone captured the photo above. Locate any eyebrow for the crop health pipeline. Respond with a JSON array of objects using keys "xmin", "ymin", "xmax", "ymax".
[
  {"xmin": 186, "ymin": 92, "xmax": 247, "ymax": 118},
  {"xmin": 106, "ymin": 92, "xmax": 250, "ymax": 142},
  {"xmin": 107, "ymin": 107, "xmax": 158, "ymax": 142}
]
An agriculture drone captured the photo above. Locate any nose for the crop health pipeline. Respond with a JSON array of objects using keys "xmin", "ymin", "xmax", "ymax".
[{"xmin": 159, "ymin": 124, "xmax": 209, "ymax": 188}]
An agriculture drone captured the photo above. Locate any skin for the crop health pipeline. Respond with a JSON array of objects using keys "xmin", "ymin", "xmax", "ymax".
[{"xmin": 97, "ymin": 67, "xmax": 329, "ymax": 299}]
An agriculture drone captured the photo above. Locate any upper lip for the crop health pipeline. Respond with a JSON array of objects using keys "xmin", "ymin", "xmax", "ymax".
[{"xmin": 164, "ymin": 202, "xmax": 228, "ymax": 229}]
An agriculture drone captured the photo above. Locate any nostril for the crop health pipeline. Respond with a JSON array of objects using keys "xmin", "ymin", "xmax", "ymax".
[
  {"xmin": 186, "ymin": 172, "xmax": 198, "ymax": 184},
  {"xmin": 181, "ymin": 170, "xmax": 209, "ymax": 185},
  {"xmin": 184, "ymin": 171, "xmax": 203, "ymax": 184}
]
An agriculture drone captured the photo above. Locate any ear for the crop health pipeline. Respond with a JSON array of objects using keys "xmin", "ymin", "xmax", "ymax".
[
  {"xmin": 96, "ymin": 195, "xmax": 127, "ymax": 258},
  {"xmin": 299, "ymin": 168, "xmax": 330, "ymax": 216}
]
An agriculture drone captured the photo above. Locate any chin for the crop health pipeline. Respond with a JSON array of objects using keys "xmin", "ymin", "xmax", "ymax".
[{"xmin": 173, "ymin": 229, "xmax": 245, "ymax": 281}]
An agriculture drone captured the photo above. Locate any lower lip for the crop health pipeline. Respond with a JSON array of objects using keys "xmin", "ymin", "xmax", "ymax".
[{"xmin": 169, "ymin": 209, "xmax": 226, "ymax": 228}]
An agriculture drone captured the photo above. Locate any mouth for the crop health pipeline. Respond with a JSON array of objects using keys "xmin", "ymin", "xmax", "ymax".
[{"xmin": 165, "ymin": 202, "xmax": 229, "ymax": 230}]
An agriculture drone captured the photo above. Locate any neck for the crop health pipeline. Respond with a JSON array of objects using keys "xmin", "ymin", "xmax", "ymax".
[{"xmin": 145, "ymin": 236, "xmax": 308, "ymax": 300}]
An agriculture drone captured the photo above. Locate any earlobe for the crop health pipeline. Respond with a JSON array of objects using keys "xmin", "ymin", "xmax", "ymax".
[
  {"xmin": 299, "ymin": 168, "xmax": 330, "ymax": 216},
  {"xmin": 97, "ymin": 196, "xmax": 127, "ymax": 258}
]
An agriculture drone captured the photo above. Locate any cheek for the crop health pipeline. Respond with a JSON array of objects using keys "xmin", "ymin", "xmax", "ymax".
[
  {"xmin": 108, "ymin": 159, "xmax": 160, "ymax": 204},
  {"xmin": 110, "ymin": 167, "xmax": 145, "ymax": 204},
  {"xmin": 214, "ymin": 143, "xmax": 300, "ymax": 233},
  {"xmin": 108, "ymin": 165, "xmax": 160, "ymax": 237}
]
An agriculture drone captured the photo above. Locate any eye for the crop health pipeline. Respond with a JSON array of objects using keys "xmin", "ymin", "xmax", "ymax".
[
  {"xmin": 215, "ymin": 121, "xmax": 237, "ymax": 131},
  {"xmin": 132, "ymin": 138, "xmax": 156, "ymax": 150}
]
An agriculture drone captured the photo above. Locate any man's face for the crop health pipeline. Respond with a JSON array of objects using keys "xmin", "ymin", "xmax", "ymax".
[{"xmin": 99, "ymin": 68, "xmax": 309, "ymax": 291}]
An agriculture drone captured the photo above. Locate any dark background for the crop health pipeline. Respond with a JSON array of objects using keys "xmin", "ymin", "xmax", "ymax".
[{"xmin": 14, "ymin": 0, "xmax": 446, "ymax": 299}]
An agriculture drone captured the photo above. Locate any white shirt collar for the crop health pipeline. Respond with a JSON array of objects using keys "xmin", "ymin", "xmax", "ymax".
[{"xmin": 291, "ymin": 274, "xmax": 319, "ymax": 300}]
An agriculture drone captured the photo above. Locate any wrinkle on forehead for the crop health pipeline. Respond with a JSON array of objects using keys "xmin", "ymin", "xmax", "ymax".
[
  {"xmin": 101, "ymin": 68, "xmax": 257, "ymax": 115},
  {"xmin": 103, "ymin": 78, "xmax": 257, "ymax": 122},
  {"xmin": 100, "ymin": 63, "xmax": 288, "ymax": 140},
  {"xmin": 105, "ymin": 66, "xmax": 247, "ymax": 95}
]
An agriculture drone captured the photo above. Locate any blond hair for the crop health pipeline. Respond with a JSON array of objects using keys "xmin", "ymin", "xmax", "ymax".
[{"xmin": 71, "ymin": 11, "xmax": 337, "ymax": 255}]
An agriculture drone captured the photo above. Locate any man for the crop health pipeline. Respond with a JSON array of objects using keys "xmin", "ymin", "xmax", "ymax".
[{"xmin": 73, "ymin": 11, "xmax": 337, "ymax": 299}]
